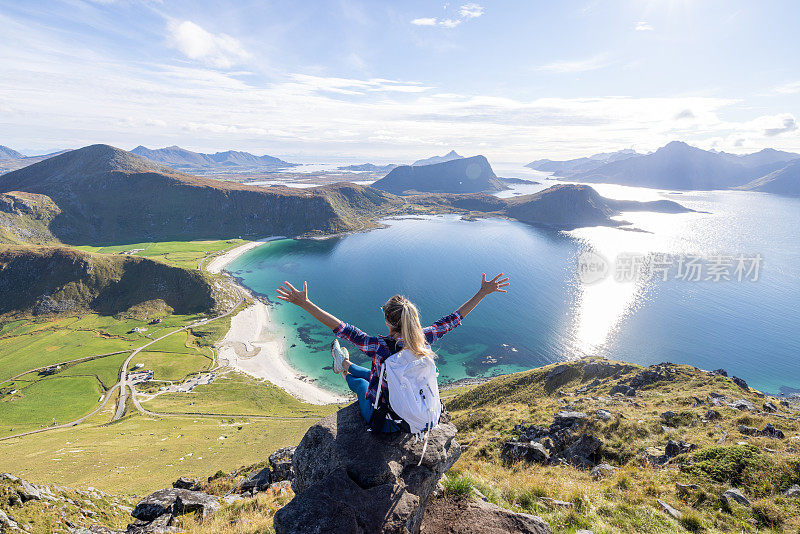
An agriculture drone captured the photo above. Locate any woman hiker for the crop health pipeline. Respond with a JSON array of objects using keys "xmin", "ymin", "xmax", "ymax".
[{"xmin": 275, "ymin": 273, "xmax": 510, "ymax": 432}]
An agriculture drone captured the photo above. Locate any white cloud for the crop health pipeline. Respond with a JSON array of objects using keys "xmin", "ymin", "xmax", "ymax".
[
  {"xmin": 411, "ymin": 17, "xmax": 437, "ymax": 26},
  {"xmin": 536, "ymin": 55, "xmax": 611, "ymax": 73},
  {"xmin": 635, "ymin": 21, "xmax": 654, "ymax": 31},
  {"xmin": 459, "ymin": 3, "xmax": 485, "ymax": 19},
  {"xmin": 167, "ymin": 20, "xmax": 250, "ymax": 69},
  {"xmin": 760, "ymin": 114, "xmax": 798, "ymax": 137},
  {"xmin": 411, "ymin": 4, "xmax": 483, "ymax": 28},
  {"xmin": 773, "ymin": 81, "xmax": 800, "ymax": 95}
]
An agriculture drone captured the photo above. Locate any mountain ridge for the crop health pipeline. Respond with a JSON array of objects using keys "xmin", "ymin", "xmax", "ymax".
[
  {"xmin": 373, "ymin": 155, "xmax": 504, "ymax": 195},
  {"xmin": 131, "ymin": 145, "xmax": 296, "ymax": 172}
]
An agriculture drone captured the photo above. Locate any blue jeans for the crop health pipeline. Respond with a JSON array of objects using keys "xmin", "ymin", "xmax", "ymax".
[{"xmin": 346, "ymin": 363, "xmax": 399, "ymax": 433}]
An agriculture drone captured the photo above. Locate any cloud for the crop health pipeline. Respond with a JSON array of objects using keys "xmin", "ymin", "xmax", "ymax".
[
  {"xmin": 411, "ymin": 17, "xmax": 437, "ymax": 26},
  {"xmin": 459, "ymin": 3, "xmax": 485, "ymax": 19},
  {"xmin": 635, "ymin": 21, "xmax": 654, "ymax": 31},
  {"xmin": 762, "ymin": 115, "xmax": 798, "ymax": 137},
  {"xmin": 773, "ymin": 81, "xmax": 800, "ymax": 95},
  {"xmin": 167, "ymin": 20, "xmax": 250, "ymax": 69},
  {"xmin": 674, "ymin": 109, "xmax": 695, "ymax": 120},
  {"xmin": 536, "ymin": 55, "xmax": 611, "ymax": 73},
  {"xmin": 411, "ymin": 3, "xmax": 483, "ymax": 28}
]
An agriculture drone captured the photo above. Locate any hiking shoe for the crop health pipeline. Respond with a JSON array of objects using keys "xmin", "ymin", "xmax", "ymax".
[{"xmin": 331, "ymin": 339, "xmax": 349, "ymax": 374}]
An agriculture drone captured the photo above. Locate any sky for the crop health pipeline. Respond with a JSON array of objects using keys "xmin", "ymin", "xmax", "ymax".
[{"xmin": 1, "ymin": 0, "xmax": 799, "ymax": 163}]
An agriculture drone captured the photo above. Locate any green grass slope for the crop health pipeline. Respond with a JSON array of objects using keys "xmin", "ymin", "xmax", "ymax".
[
  {"xmin": 0, "ymin": 191, "xmax": 61, "ymax": 245},
  {"xmin": 0, "ymin": 245, "xmax": 216, "ymax": 317},
  {"xmin": 443, "ymin": 358, "xmax": 800, "ymax": 533}
]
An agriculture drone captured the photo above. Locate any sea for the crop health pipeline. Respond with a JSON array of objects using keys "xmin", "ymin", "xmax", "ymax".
[{"xmin": 227, "ymin": 165, "xmax": 800, "ymax": 397}]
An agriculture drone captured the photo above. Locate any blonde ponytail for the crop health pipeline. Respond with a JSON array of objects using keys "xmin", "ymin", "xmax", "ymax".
[{"xmin": 383, "ymin": 295, "xmax": 435, "ymax": 359}]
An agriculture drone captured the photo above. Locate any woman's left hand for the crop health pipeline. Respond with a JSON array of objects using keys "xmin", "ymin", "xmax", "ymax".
[{"xmin": 479, "ymin": 273, "xmax": 510, "ymax": 295}]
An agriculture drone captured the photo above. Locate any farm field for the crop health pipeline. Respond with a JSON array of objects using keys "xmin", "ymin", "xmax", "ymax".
[{"xmin": 74, "ymin": 239, "xmax": 247, "ymax": 270}]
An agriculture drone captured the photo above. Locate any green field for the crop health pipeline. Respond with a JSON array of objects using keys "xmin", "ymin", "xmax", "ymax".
[
  {"xmin": 0, "ymin": 375, "xmax": 103, "ymax": 434},
  {"xmin": 142, "ymin": 371, "xmax": 340, "ymax": 418},
  {"xmin": 134, "ymin": 351, "xmax": 213, "ymax": 382},
  {"xmin": 0, "ymin": 392, "xmax": 320, "ymax": 495},
  {"xmin": 74, "ymin": 239, "xmax": 247, "ymax": 270}
]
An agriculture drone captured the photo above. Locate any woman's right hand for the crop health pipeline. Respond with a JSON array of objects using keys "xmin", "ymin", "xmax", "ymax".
[{"xmin": 276, "ymin": 280, "xmax": 310, "ymax": 307}]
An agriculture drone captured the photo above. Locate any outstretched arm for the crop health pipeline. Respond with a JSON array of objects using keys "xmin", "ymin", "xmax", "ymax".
[
  {"xmin": 456, "ymin": 273, "xmax": 510, "ymax": 319},
  {"xmin": 276, "ymin": 281, "xmax": 341, "ymax": 330}
]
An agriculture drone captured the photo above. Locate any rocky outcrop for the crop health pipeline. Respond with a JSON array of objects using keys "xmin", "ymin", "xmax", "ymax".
[
  {"xmin": 273, "ymin": 403, "xmax": 461, "ymax": 534},
  {"xmin": 502, "ymin": 411, "xmax": 602, "ymax": 469},
  {"xmin": 419, "ymin": 497, "xmax": 551, "ymax": 534},
  {"xmin": 130, "ymin": 488, "xmax": 219, "ymax": 532}
]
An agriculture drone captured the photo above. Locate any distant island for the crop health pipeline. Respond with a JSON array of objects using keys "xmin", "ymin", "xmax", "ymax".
[
  {"xmin": 411, "ymin": 150, "xmax": 464, "ymax": 166},
  {"xmin": 130, "ymin": 145, "xmax": 297, "ymax": 173},
  {"xmin": 372, "ymin": 155, "xmax": 505, "ymax": 195},
  {"xmin": 336, "ymin": 163, "xmax": 398, "ymax": 172},
  {"xmin": 527, "ymin": 141, "xmax": 800, "ymax": 195}
]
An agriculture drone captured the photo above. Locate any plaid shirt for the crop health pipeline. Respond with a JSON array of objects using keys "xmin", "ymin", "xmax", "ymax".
[{"xmin": 333, "ymin": 311, "xmax": 462, "ymax": 408}]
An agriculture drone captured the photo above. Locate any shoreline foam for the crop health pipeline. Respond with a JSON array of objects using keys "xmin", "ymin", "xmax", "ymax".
[{"xmin": 208, "ymin": 237, "xmax": 349, "ymax": 405}]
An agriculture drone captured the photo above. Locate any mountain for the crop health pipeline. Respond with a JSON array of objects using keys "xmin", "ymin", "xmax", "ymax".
[
  {"xmin": 502, "ymin": 183, "xmax": 690, "ymax": 229},
  {"xmin": 130, "ymin": 145, "xmax": 296, "ymax": 172},
  {"xmin": 372, "ymin": 155, "xmax": 504, "ymax": 195},
  {"xmin": 337, "ymin": 163, "xmax": 398, "ymax": 172},
  {"xmin": 0, "ymin": 144, "xmax": 401, "ymax": 244},
  {"xmin": 736, "ymin": 159, "xmax": 800, "ymax": 196},
  {"xmin": 0, "ymin": 245, "xmax": 216, "ymax": 316},
  {"xmin": 0, "ymin": 146, "xmax": 25, "ymax": 159},
  {"xmin": 717, "ymin": 148, "xmax": 800, "ymax": 168},
  {"xmin": 526, "ymin": 149, "xmax": 640, "ymax": 175},
  {"xmin": 0, "ymin": 149, "xmax": 71, "ymax": 174},
  {"xmin": 412, "ymin": 150, "xmax": 464, "ymax": 166},
  {"xmin": 570, "ymin": 141, "xmax": 772, "ymax": 190}
]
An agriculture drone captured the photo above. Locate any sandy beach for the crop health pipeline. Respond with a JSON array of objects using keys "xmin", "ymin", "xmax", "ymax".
[
  {"xmin": 206, "ymin": 237, "xmax": 286, "ymax": 274},
  {"xmin": 209, "ymin": 237, "xmax": 350, "ymax": 405}
]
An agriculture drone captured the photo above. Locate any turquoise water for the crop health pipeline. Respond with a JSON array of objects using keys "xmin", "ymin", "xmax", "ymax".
[{"xmin": 228, "ymin": 183, "xmax": 800, "ymax": 396}]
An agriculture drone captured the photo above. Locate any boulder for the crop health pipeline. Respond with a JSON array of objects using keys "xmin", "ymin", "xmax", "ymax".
[
  {"xmin": 559, "ymin": 434, "xmax": 601, "ymax": 468},
  {"xmin": 722, "ymin": 488, "xmax": 751, "ymax": 507},
  {"xmin": 173, "ymin": 491, "xmax": 219, "ymax": 520},
  {"xmin": 171, "ymin": 477, "xmax": 200, "ymax": 491},
  {"xmin": 731, "ymin": 376, "xmax": 749, "ymax": 390},
  {"xmin": 727, "ymin": 399, "xmax": 754, "ymax": 411},
  {"xmin": 552, "ymin": 411, "xmax": 587, "ymax": 427},
  {"xmin": 784, "ymin": 484, "xmax": 800, "ymax": 498},
  {"xmin": 761, "ymin": 423, "xmax": 784, "ymax": 439},
  {"xmin": 590, "ymin": 463, "xmax": 618, "ymax": 480},
  {"xmin": 420, "ymin": 496, "xmax": 551, "ymax": 534},
  {"xmin": 595, "ymin": 409, "xmax": 612, "ymax": 421},
  {"xmin": 738, "ymin": 425, "xmax": 759, "ymax": 436},
  {"xmin": 609, "ymin": 384, "xmax": 635, "ymax": 396},
  {"xmin": 664, "ymin": 440, "xmax": 695, "ymax": 459},
  {"xmin": 763, "ymin": 401, "xmax": 778, "ymax": 413},
  {"xmin": 710, "ymin": 369, "xmax": 728, "ymax": 377},
  {"xmin": 656, "ymin": 499, "xmax": 682, "ymax": 520},
  {"xmin": 132, "ymin": 488, "xmax": 219, "ymax": 522},
  {"xmin": 238, "ymin": 467, "xmax": 271, "ymax": 494},
  {"xmin": 269, "ymin": 446, "xmax": 296, "ymax": 482},
  {"xmin": 18, "ymin": 479, "xmax": 42, "ymax": 501},
  {"xmin": 127, "ymin": 513, "xmax": 179, "ymax": 533},
  {"xmin": 273, "ymin": 402, "xmax": 461, "ymax": 534},
  {"xmin": 501, "ymin": 441, "xmax": 550, "ymax": 464}
]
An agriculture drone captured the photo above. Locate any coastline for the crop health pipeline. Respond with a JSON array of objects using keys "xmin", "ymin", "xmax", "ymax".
[{"xmin": 208, "ymin": 236, "xmax": 350, "ymax": 405}]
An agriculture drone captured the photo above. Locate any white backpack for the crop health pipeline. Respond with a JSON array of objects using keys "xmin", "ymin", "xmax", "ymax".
[{"xmin": 373, "ymin": 346, "xmax": 442, "ymax": 465}]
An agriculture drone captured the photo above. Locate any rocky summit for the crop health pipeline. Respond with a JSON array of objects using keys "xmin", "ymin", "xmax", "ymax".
[{"xmin": 273, "ymin": 402, "xmax": 463, "ymax": 534}]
